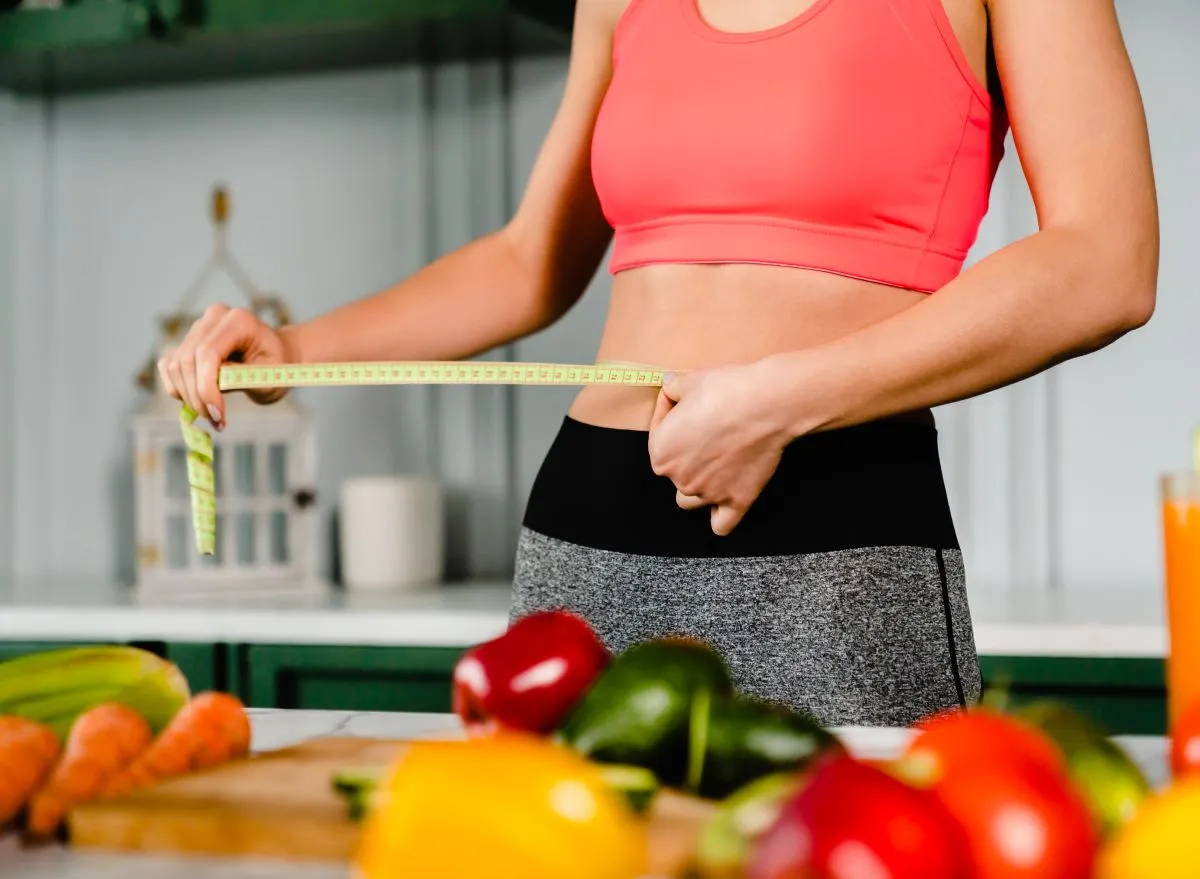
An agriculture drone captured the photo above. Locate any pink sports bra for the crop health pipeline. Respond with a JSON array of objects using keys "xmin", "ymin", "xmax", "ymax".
[{"xmin": 590, "ymin": 0, "xmax": 1010, "ymax": 293}]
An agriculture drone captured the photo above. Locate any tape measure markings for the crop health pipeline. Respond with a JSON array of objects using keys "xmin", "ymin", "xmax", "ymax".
[
  {"xmin": 186, "ymin": 455, "xmax": 215, "ymax": 493},
  {"xmin": 218, "ymin": 361, "xmax": 665, "ymax": 391},
  {"xmin": 180, "ymin": 415, "xmax": 214, "ymax": 458},
  {"xmin": 179, "ymin": 406, "xmax": 217, "ymax": 556},
  {"xmin": 186, "ymin": 360, "xmax": 665, "ymax": 556}
]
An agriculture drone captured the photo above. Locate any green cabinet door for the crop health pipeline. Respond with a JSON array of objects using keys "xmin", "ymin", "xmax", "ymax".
[
  {"xmin": 224, "ymin": 644, "xmax": 1169, "ymax": 735},
  {"xmin": 160, "ymin": 642, "xmax": 221, "ymax": 694},
  {"xmin": 980, "ymin": 656, "xmax": 1166, "ymax": 736},
  {"xmin": 235, "ymin": 644, "xmax": 468, "ymax": 714}
]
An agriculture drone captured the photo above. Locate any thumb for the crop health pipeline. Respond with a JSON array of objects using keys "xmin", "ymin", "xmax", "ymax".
[
  {"xmin": 650, "ymin": 370, "xmax": 685, "ymax": 431},
  {"xmin": 650, "ymin": 386, "xmax": 675, "ymax": 432},
  {"xmin": 660, "ymin": 370, "xmax": 692, "ymax": 403}
]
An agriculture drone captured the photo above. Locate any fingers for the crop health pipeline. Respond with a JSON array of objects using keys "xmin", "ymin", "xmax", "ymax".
[
  {"xmin": 176, "ymin": 348, "xmax": 205, "ymax": 425},
  {"xmin": 673, "ymin": 486, "xmax": 747, "ymax": 537},
  {"xmin": 159, "ymin": 304, "xmax": 227, "ymax": 417},
  {"xmin": 710, "ymin": 504, "xmax": 745, "ymax": 537},
  {"xmin": 194, "ymin": 308, "xmax": 263, "ymax": 424},
  {"xmin": 675, "ymin": 490, "xmax": 708, "ymax": 511},
  {"xmin": 676, "ymin": 491, "xmax": 745, "ymax": 536},
  {"xmin": 157, "ymin": 304, "xmax": 265, "ymax": 430},
  {"xmin": 156, "ymin": 355, "xmax": 179, "ymax": 401}
]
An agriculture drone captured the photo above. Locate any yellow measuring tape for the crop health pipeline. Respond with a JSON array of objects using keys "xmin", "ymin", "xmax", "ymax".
[
  {"xmin": 216, "ymin": 360, "xmax": 665, "ymax": 391},
  {"xmin": 181, "ymin": 360, "xmax": 666, "ymax": 555}
]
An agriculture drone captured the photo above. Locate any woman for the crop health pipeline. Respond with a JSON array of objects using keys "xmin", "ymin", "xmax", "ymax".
[{"xmin": 160, "ymin": 0, "xmax": 1158, "ymax": 727}]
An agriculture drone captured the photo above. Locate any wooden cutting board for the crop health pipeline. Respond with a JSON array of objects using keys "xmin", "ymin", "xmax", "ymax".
[{"xmin": 67, "ymin": 736, "xmax": 716, "ymax": 876}]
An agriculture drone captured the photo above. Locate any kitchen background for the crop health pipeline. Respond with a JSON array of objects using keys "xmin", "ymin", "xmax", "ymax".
[{"xmin": 0, "ymin": 0, "xmax": 1195, "ymax": 603}]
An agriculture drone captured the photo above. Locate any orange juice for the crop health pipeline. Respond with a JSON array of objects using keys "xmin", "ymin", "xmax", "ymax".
[{"xmin": 1162, "ymin": 472, "xmax": 1200, "ymax": 732}]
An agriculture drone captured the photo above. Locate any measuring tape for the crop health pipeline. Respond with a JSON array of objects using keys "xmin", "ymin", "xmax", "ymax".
[
  {"xmin": 217, "ymin": 360, "xmax": 665, "ymax": 392},
  {"xmin": 182, "ymin": 360, "xmax": 666, "ymax": 555},
  {"xmin": 179, "ymin": 407, "xmax": 219, "ymax": 556}
]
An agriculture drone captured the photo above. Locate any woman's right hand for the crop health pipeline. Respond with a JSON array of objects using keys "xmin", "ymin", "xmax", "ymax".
[{"xmin": 157, "ymin": 303, "xmax": 293, "ymax": 431}]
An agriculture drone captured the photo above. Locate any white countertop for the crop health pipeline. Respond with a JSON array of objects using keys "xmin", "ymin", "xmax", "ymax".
[
  {"xmin": 0, "ymin": 577, "xmax": 1168, "ymax": 658},
  {"xmin": 0, "ymin": 709, "xmax": 1171, "ymax": 879}
]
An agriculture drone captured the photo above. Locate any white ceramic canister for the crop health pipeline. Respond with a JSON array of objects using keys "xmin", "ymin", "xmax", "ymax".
[{"xmin": 338, "ymin": 476, "xmax": 445, "ymax": 591}]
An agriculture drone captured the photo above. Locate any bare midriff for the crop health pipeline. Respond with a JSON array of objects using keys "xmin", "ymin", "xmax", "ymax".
[{"xmin": 567, "ymin": 263, "xmax": 931, "ymax": 431}]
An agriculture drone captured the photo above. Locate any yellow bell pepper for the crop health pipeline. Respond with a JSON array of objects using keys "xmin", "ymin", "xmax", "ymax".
[
  {"xmin": 355, "ymin": 732, "xmax": 648, "ymax": 879},
  {"xmin": 1096, "ymin": 776, "xmax": 1200, "ymax": 879}
]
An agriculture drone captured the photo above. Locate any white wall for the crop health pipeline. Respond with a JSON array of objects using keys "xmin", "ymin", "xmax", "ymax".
[
  {"xmin": 3, "ymin": 64, "xmax": 520, "ymax": 583},
  {"xmin": 937, "ymin": 0, "xmax": 1200, "ymax": 594},
  {"xmin": 0, "ymin": 0, "xmax": 1194, "ymax": 595},
  {"xmin": 1051, "ymin": 0, "xmax": 1200, "ymax": 591},
  {"xmin": 0, "ymin": 92, "xmax": 16, "ymax": 577}
]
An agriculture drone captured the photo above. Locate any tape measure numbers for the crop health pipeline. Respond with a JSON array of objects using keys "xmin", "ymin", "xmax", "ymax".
[{"xmin": 183, "ymin": 360, "xmax": 666, "ymax": 555}]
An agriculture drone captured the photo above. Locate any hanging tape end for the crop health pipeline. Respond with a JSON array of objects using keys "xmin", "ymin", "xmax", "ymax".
[{"xmin": 180, "ymin": 401, "xmax": 218, "ymax": 557}]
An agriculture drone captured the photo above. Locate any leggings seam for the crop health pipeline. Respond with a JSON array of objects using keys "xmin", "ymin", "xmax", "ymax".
[{"xmin": 936, "ymin": 548, "xmax": 967, "ymax": 708}]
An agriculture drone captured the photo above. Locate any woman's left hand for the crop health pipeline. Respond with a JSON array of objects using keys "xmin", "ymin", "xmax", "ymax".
[{"xmin": 647, "ymin": 361, "xmax": 799, "ymax": 536}]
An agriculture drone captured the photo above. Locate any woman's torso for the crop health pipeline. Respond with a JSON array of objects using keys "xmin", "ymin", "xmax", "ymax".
[{"xmin": 568, "ymin": 0, "xmax": 1001, "ymax": 430}]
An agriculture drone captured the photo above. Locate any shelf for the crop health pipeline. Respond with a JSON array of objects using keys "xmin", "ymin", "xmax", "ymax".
[{"xmin": 0, "ymin": 0, "xmax": 574, "ymax": 95}]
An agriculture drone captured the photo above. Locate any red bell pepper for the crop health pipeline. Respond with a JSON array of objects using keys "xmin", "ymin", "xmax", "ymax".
[{"xmin": 451, "ymin": 610, "xmax": 610, "ymax": 736}]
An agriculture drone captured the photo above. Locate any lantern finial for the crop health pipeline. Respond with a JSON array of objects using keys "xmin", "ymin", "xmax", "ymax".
[{"xmin": 211, "ymin": 185, "xmax": 229, "ymax": 227}]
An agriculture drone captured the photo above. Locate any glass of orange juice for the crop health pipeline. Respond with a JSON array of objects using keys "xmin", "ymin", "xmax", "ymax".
[{"xmin": 1162, "ymin": 471, "xmax": 1200, "ymax": 732}]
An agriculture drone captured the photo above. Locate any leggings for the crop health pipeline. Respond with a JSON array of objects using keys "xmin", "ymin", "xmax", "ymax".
[{"xmin": 510, "ymin": 415, "xmax": 980, "ymax": 728}]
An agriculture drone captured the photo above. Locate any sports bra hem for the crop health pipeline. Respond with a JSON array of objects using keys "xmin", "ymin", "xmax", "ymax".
[{"xmin": 607, "ymin": 217, "xmax": 966, "ymax": 293}]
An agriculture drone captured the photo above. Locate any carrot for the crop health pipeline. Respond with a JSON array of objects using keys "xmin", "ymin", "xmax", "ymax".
[
  {"xmin": 24, "ymin": 703, "xmax": 151, "ymax": 838},
  {"xmin": 0, "ymin": 716, "xmax": 61, "ymax": 827},
  {"xmin": 100, "ymin": 691, "xmax": 251, "ymax": 798}
]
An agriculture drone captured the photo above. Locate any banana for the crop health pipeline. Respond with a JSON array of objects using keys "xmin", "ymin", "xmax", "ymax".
[{"xmin": 0, "ymin": 645, "xmax": 191, "ymax": 741}]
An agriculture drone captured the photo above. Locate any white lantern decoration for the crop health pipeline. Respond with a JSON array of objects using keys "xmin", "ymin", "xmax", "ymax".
[{"xmin": 131, "ymin": 186, "xmax": 322, "ymax": 597}]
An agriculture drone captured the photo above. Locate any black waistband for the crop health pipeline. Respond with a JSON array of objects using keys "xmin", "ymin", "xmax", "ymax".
[{"xmin": 522, "ymin": 416, "xmax": 959, "ymax": 558}]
